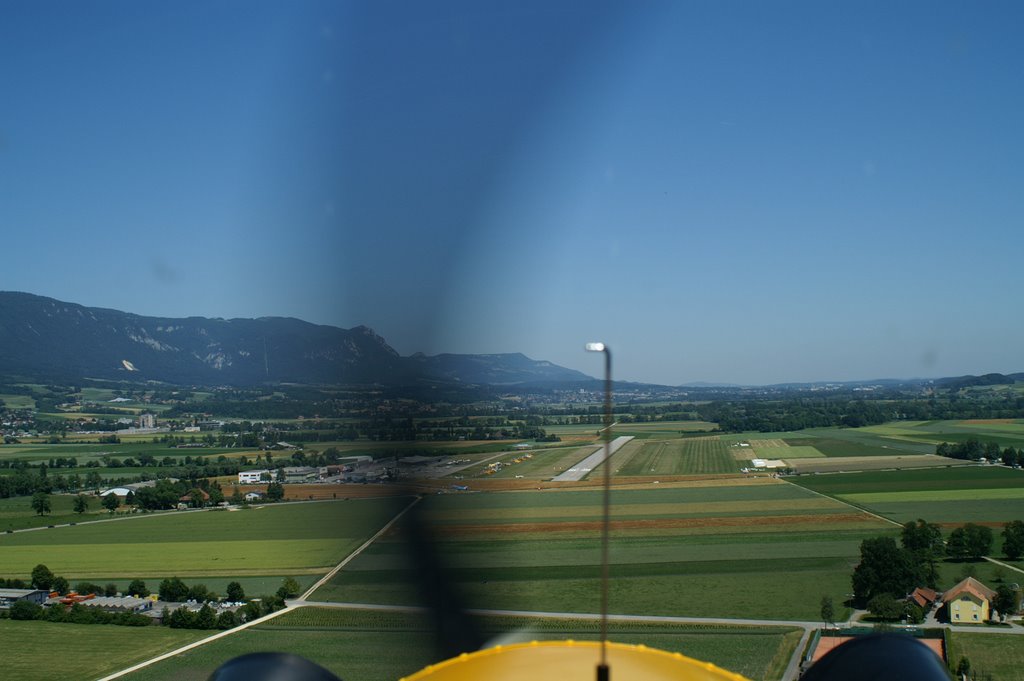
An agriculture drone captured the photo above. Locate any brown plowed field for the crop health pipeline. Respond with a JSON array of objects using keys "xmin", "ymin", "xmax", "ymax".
[{"xmin": 441, "ymin": 512, "xmax": 873, "ymax": 536}]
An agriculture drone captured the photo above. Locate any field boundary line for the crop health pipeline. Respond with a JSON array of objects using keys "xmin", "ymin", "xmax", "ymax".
[
  {"xmin": 780, "ymin": 479, "xmax": 901, "ymax": 528},
  {"xmin": 300, "ymin": 495, "xmax": 421, "ymax": 600},
  {"xmin": 93, "ymin": 496, "xmax": 421, "ymax": 681}
]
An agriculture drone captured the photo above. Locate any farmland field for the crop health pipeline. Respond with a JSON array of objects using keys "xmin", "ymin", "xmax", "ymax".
[
  {"xmin": 0, "ymin": 441, "xmax": 241, "ymax": 466},
  {"xmin": 946, "ymin": 631, "xmax": 1024, "ymax": 681},
  {"xmin": 791, "ymin": 467, "xmax": 1024, "ymax": 524},
  {"xmin": 613, "ymin": 437, "xmax": 738, "ymax": 476},
  {"xmin": 313, "ymin": 481, "xmax": 892, "ymax": 621},
  {"xmin": 0, "ymin": 393, "xmax": 36, "ymax": 408},
  {"xmin": 454, "ymin": 445, "xmax": 597, "ymax": 480},
  {"xmin": 0, "ymin": 619, "xmax": 206, "ymax": 681},
  {"xmin": 792, "ymin": 429, "xmax": 934, "ymax": 457},
  {"xmin": 783, "ymin": 455, "xmax": 962, "ymax": 474},
  {"xmin": 0, "ymin": 497, "xmax": 404, "ymax": 580},
  {"xmin": 120, "ymin": 606, "xmax": 802, "ymax": 681},
  {"xmin": 0, "ymin": 492, "xmax": 119, "ymax": 530}
]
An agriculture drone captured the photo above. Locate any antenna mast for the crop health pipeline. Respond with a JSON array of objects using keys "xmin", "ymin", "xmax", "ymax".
[{"xmin": 585, "ymin": 342, "xmax": 612, "ymax": 681}]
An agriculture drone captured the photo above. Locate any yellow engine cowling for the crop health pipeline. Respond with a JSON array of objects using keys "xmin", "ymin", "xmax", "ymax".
[{"xmin": 400, "ymin": 640, "xmax": 751, "ymax": 681}]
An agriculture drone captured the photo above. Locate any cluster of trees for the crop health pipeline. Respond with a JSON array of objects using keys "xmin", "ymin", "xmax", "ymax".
[
  {"xmin": 692, "ymin": 391, "xmax": 1024, "ymax": 434},
  {"xmin": 165, "ymin": 602, "xmax": 239, "ymax": 629},
  {"xmin": 694, "ymin": 399, "xmax": 894, "ymax": 433},
  {"xmin": 1002, "ymin": 521, "xmax": 1024, "ymax": 560},
  {"xmin": 5, "ymin": 600, "xmax": 151, "ymax": 626},
  {"xmin": 0, "ymin": 462, "xmax": 236, "ymax": 501},
  {"xmin": 946, "ymin": 524, "xmax": 994, "ymax": 561},
  {"xmin": 936, "ymin": 439, "xmax": 1024, "ymax": 466},
  {"xmin": 853, "ymin": 536, "xmax": 929, "ymax": 609},
  {"xmin": 852, "ymin": 520, "xmax": 946, "ymax": 621},
  {"xmin": 160, "ymin": 577, "xmax": 294, "ymax": 630},
  {"xmin": 156, "ymin": 577, "xmax": 245, "ymax": 603},
  {"xmin": 131, "ymin": 479, "xmax": 224, "ymax": 510},
  {"xmin": 24, "ymin": 478, "xmax": 228, "ymax": 516},
  {"xmin": 29, "ymin": 564, "xmax": 71, "ymax": 595},
  {"xmin": 0, "ymin": 566, "xmax": 80, "ymax": 594}
]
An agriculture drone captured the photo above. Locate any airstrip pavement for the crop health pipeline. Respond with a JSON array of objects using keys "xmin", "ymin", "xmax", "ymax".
[{"xmin": 551, "ymin": 436, "xmax": 633, "ymax": 481}]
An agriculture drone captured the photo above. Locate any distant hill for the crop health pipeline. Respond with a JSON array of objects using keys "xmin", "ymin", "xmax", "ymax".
[
  {"xmin": 407, "ymin": 352, "xmax": 591, "ymax": 385},
  {"xmin": 0, "ymin": 292, "xmax": 592, "ymax": 387},
  {"xmin": 934, "ymin": 373, "xmax": 1024, "ymax": 390}
]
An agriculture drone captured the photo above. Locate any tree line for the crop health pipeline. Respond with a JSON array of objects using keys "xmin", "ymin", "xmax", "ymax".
[
  {"xmin": 0, "ymin": 565, "xmax": 297, "ymax": 631},
  {"xmin": 936, "ymin": 439, "xmax": 1024, "ymax": 466}
]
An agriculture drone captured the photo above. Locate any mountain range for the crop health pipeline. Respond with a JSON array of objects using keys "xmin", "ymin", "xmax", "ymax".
[{"xmin": 0, "ymin": 292, "xmax": 593, "ymax": 387}]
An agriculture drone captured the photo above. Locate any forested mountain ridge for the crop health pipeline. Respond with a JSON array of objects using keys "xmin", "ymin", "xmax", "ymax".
[{"xmin": 0, "ymin": 292, "xmax": 590, "ymax": 386}]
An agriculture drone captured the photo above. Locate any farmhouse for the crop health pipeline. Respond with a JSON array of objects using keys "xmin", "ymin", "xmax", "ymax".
[
  {"xmin": 179, "ymin": 489, "xmax": 210, "ymax": 505},
  {"xmin": 908, "ymin": 586, "xmax": 938, "ymax": 609},
  {"xmin": 0, "ymin": 588, "xmax": 48, "ymax": 609},
  {"xmin": 244, "ymin": 492, "xmax": 263, "ymax": 502},
  {"xmin": 942, "ymin": 576, "xmax": 996, "ymax": 623}
]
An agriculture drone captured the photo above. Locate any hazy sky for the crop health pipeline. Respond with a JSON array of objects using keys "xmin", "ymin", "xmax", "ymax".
[{"xmin": 2, "ymin": 1, "xmax": 1022, "ymax": 385}]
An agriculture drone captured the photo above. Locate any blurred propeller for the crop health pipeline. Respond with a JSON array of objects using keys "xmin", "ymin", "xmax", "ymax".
[{"xmin": 207, "ymin": 652, "xmax": 341, "ymax": 681}]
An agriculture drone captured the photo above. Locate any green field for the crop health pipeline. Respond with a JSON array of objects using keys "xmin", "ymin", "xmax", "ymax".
[
  {"xmin": 614, "ymin": 437, "xmax": 738, "ymax": 476},
  {"xmin": 0, "ymin": 393, "xmax": 36, "ymax": 408},
  {"xmin": 455, "ymin": 446, "xmax": 597, "ymax": 480},
  {"xmin": 751, "ymin": 445, "xmax": 823, "ymax": 460},
  {"xmin": 791, "ymin": 467, "xmax": 1024, "ymax": 524},
  {"xmin": 313, "ymin": 483, "xmax": 890, "ymax": 621},
  {"xmin": 0, "ymin": 619, "xmax": 206, "ymax": 681},
  {"xmin": 119, "ymin": 606, "xmax": 802, "ymax": 681},
  {"xmin": 718, "ymin": 426, "xmax": 936, "ymax": 459},
  {"xmin": 0, "ymin": 441, "xmax": 242, "ymax": 465},
  {"xmin": 0, "ymin": 497, "xmax": 403, "ymax": 580},
  {"xmin": 0, "ymin": 493, "xmax": 120, "ymax": 531},
  {"xmin": 724, "ymin": 420, "xmax": 1024, "ymax": 460},
  {"xmin": 946, "ymin": 630, "xmax": 1024, "ymax": 680},
  {"xmin": 790, "ymin": 467, "xmax": 1024, "ymax": 495}
]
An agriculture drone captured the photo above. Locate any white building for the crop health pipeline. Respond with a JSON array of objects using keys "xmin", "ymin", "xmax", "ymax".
[
  {"xmin": 238, "ymin": 469, "xmax": 274, "ymax": 484},
  {"xmin": 100, "ymin": 487, "xmax": 134, "ymax": 497}
]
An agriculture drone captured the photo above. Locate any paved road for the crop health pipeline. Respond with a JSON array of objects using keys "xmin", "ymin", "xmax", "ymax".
[
  {"xmin": 287, "ymin": 600, "xmax": 823, "ymax": 628},
  {"xmin": 984, "ymin": 555, "xmax": 1024, "ymax": 577},
  {"xmin": 551, "ymin": 436, "xmax": 634, "ymax": 482}
]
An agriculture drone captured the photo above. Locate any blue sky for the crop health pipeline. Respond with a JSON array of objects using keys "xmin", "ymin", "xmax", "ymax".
[{"xmin": 2, "ymin": 1, "xmax": 1022, "ymax": 385}]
